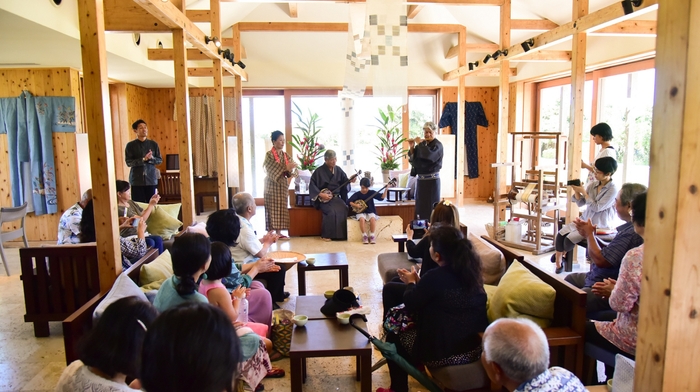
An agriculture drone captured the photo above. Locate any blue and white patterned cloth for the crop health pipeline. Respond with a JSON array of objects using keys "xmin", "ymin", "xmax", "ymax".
[
  {"xmin": 438, "ymin": 101, "xmax": 489, "ymax": 179},
  {"xmin": 57, "ymin": 202, "xmax": 83, "ymax": 244},
  {"xmin": 514, "ymin": 367, "xmax": 586, "ymax": 392}
]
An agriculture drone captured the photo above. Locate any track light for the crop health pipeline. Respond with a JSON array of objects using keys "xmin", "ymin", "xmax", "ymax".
[
  {"xmin": 205, "ymin": 36, "xmax": 221, "ymax": 48},
  {"xmin": 468, "ymin": 61, "xmax": 480, "ymax": 71},
  {"xmin": 483, "ymin": 53, "xmax": 492, "ymax": 63},
  {"xmin": 621, "ymin": 0, "xmax": 643, "ymax": 15},
  {"xmin": 491, "ymin": 49, "xmax": 508, "ymax": 60},
  {"xmin": 235, "ymin": 61, "xmax": 246, "ymax": 69},
  {"xmin": 521, "ymin": 38, "xmax": 535, "ymax": 52}
]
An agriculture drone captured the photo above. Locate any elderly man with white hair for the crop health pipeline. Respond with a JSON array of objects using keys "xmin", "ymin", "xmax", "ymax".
[{"xmin": 481, "ymin": 318, "xmax": 586, "ymax": 392}]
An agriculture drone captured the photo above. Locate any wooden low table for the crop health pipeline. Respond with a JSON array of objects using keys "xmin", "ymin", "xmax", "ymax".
[
  {"xmin": 297, "ymin": 253, "xmax": 349, "ymax": 296},
  {"xmin": 290, "ymin": 318, "xmax": 372, "ymax": 392},
  {"xmin": 295, "ymin": 295, "xmax": 331, "ymax": 320}
]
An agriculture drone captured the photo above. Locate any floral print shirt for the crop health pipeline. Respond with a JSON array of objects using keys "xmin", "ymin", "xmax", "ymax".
[
  {"xmin": 57, "ymin": 202, "xmax": 83, "ymax": 244},
  {"xmin": 514, "ymin": 367, "xmax": 586, "ymax": 392},
  {"xmin": 594, "ymin": 244, "xmax": 644, "ymax": 355}
]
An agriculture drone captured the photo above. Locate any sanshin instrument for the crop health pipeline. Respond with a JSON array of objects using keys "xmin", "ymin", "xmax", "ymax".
[
  {"xmin": 351, "ymin": 178, "xmax": 397, "ymax": 213},
  {"xmin": 314, "ymin": 170, "xmax": 362, "ymax": 203}
]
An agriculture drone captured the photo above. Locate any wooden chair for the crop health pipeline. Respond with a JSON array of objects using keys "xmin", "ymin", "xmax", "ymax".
[
  {"xmin": 159, "ymin": 172, "xmax": 181, "ymax": 203},
  {"xmin": 0, "ymin": 202, "xmax": 29, "ymax": 276}
]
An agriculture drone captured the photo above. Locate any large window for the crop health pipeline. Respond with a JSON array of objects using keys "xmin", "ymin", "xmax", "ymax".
[
  {"xmin": 241, "ymin": 95, "xmax": 285, "ymax": 198},
  {"xmin": 408, "ymin": 95, "xmax": 436, "ymax": 139},
  {"xmin": 536, "ymin": 60, "xmax": 654, "ymax": 187}
]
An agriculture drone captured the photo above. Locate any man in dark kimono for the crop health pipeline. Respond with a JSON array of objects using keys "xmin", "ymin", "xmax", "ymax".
[
  {"xmin": 408, "ymin": 121, "xmax": 444, "ymax": 221},
  {"xmin": 125, "ymin": 119, "xmax": 162, "ymax": 203},
  {"xmin": 310, "ymin": 150, "xmax": 356, "ymax": 241}
]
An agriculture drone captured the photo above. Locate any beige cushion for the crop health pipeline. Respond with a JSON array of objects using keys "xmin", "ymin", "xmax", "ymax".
[
  {"xmin": 136, "ymin": 202, "xmax": 182, "ymax": 240},
  {"xmin": 140, "ymin": 277, "xmax": 167, "ymax": 292},
  {"xmin": 487, "ymin": 261, "xmax": 556, "ymax": 328},
  {"xmin": 139, "ymin": 250, "xmax": 174, "ymax": 286},
  {"xmin": 469, "ymin": 233, "xmax": 506, "ymax": 285},
  {"xmin": 389, "ymin": 169, "xmax": 410, "ymax": 182},
  {"xmin": 398, "ymin": 172, "xmax": 410, "ymax": 188}
]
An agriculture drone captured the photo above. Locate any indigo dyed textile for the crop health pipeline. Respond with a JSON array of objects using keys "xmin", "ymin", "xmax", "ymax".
[{"xmin": 438, "ymin": 101, "xmax": 488, "ymax": 179}]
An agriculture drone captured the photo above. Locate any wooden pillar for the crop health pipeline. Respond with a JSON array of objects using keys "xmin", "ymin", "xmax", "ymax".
[
  {"xmin": 455, "ymin": 26, "xmax": 466, "ymax": 206},
  {"xmin": 636, "ymin": 0, "xmax": 700, "ymax": 390},
  {"xmin": 173, "ymin": 28, "xmax": 195, "ymax": 226},
  {"xmin": 77, "ymin": 0, "xmax": 121, "ymax": 291},
  {"xmin": 496, "ymin": 0, "xmax": 511, "ymax": 219},
  {"xmin": 211, "ymin": 0, "xmax": 228, "ymax": 209},
  {"xmin": 566, "ymin": 0, "xmax": 588, "ymax": 226},
  {"xmin": 232, "ymin": 23, "xmax": 245, "ymax": 191}
]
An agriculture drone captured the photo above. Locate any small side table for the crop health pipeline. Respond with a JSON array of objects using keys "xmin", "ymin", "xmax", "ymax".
[
  {"xmin": 392, "ymin": 234, "xmax": 408, "ymax": 252},
  {"xmin": 297, "ymin": 253, "xmax": 349, "ymax": 296},
  {"xmin": 386, "ymin": 187, "xmax": 410, "ymax": 202}
]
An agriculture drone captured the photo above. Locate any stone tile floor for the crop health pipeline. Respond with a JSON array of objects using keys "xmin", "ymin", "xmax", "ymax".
[{"xmin": 0, "ymin": 201, "xmax": 589, "ymax": 391}]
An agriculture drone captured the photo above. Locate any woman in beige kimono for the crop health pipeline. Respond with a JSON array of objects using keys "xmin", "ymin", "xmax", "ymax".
[{"xmin": 263, "ymin": 131, "xmax": 296, "ymax": 239}]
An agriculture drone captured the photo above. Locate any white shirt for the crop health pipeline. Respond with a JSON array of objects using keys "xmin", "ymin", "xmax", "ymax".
[
  {"xmin": 230, "ymin": 215, "xmax": 262, "ymax": 264},
  {"xmin": 55, "ymin": 360, "xmax": 138, "ymax": 392}
]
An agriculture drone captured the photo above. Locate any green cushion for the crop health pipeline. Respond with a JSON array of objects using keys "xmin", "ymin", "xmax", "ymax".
[
  {"xmin": 140, "ymin": 277, "xmax": 167, "ymax": 292},
  {"xmin": 139, "ymin": 250, "xmax": 174, "ymax": 286},
  {"xmin": 136, "ymin": 202, "xmax": 182, "ymax": 240},
  {"xmin": 398, "ymin": 172, "xmax": 410, "ymax": 188},
  {"xmin": 487, "ymin": 261, "xmax": 556, "ymax": 328}
]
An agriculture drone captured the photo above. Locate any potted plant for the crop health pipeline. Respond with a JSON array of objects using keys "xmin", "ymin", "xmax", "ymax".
[
  {"xmin": 375, "ymin": 105, "xmax": 407, "ymax": 183},
  {"xmin": 289, "ymin": 103, "xmax": 326, "ymax": 187}
]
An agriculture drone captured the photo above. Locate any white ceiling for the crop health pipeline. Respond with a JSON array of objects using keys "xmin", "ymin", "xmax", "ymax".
[{"xmin": 0, "ymin": 0, "xmax": 656, "ymax": 89}]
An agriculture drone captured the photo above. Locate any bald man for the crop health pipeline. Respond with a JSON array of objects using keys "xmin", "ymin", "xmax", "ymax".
[
  {"xmin": 57, "ymin": 189, "xmax": 92, "ymax": 244},
  {"xmin": 481, "ymin": 318, "xmax": 586, "ymax": 392}
]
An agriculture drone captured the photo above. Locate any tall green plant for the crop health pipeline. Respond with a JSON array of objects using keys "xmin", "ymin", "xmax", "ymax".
[
  {"xmin": 375, "ymin": 105, "xmax": 407, "ymax": 170},
  {"xmin": 289, "ymin": 103, "xmax": 326, "ymax": 171}
]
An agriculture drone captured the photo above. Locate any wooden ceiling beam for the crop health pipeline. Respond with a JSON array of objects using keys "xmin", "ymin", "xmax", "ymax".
[
  {"xmin": 288, "ymin": 3, "xmax": 298, "ymax": 18},
  {"xmin": 407, "ymin": 5, "xmax": 424, "ymax": 19},
  {"xmin": 103, "ymin": 0, "xmax": 170, "ymax": 31},
  {"xmin": 511, "ymin": 19, "xmax": 559, "ymax": 30},
  {"xmin": 446, "ymin": 43, "xmax": 500, "ymax": 59},
  {"xmin": 221, "ymin": 0, "xmax": 503, "ymax": 4},
  {"xmin": 221, "ymin": 22, "xmax": 465, "ymax": 34},
  {"xmin": 511, "ymin": 50, "xmax": 572, "ymax": 62},
  {"xmin": 186, "ymin": 9, "xmax": 211, "ymax": 23},
  {"xmin": 470, "ymin": 67, "xmax": 517, "ymax": 77},
  {"xmin": 149, "ymin": 48, "xmax": 211, "ymax": 60},
  {"xmin": 132, "ymin": 0, "xmax": 247, "ymax": 80},
  {"xmin": 443, "ymin": 0, "xmax": 658, "ymax": 80},
  {"xmin": 590, "ymin": 19, "xmax": 656, "ymax": 36},
  {"xmin": 188, "ymin": 67, "xmax": 235, "ymax": 77}
]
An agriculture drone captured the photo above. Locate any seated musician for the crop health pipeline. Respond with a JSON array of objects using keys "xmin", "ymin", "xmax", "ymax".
[
  {"xmin": 309, "ymin": 150, "xmax": 357, "ymax": 241},
  {"xmin": 347, "ymin": 177, "xmax": 389, "ymax": 244}
]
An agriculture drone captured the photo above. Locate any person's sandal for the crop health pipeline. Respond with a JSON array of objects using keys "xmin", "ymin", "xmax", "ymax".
[{"xmin": 265, "ymin": 367, "xmax": 285, "ymax": 378}]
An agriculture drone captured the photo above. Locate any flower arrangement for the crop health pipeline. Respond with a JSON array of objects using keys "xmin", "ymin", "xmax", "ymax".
[
  {"xmin": 375, "ymin": 105, "xmax": 407, "ymax": 171},
  {"xmin": 289, "ymin": 103, "xmax": 326, "ymax": 171}
]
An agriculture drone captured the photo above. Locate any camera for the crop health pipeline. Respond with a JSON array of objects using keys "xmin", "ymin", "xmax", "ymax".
[
  {"xmin": 132, "ymin": 218, "xmax": 140, "ymax": 227},
  {"xmin": 410, "ymin": 219, "xmax": 427, "ymax": 230},
  {"xmin": 566, "ymin": 179, "xmax": 582, "ymax": 186}
]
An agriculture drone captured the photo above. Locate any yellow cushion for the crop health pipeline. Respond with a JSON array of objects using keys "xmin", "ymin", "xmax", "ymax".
[
  {"xmin": 398, "ymin": 172, "xmax": 410, "ymax": 188},
  {"xmin": 136, "ymin": 203, "xmax": 182, "ymax": 240},
  {"xmin": 484, "ymin": 284, "xmax": 498, "ymax": 311},
  {"xmin": 139, "ymin": 250, "xmax": 174, "ymax": 286},
  {"xmin": 140, "ymin": 277, "xmax": 167, "ymax": 292},
  {"xmin": 487, "ymin": 261, "xmax": 556, "ymax": 328}
]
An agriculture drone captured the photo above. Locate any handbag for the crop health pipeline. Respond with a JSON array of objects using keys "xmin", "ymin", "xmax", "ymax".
[
  {"xmin": 270, "ymin": 309, "xmax": 294, "ymax": 356},
  {"xmin": 383, "ymin": 304, "xmax": 415, "ymax": 335}
]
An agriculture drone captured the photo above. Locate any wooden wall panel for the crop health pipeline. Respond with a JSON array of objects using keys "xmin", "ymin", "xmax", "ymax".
[
  {"xmin": 439, "ymin": 86, "xmax": 499, "ymax": 200},
  {"xmin": 109, "ymin": 83, "xmax": 128, "ymax": 180},
  {"xmin": 0, "ymin": 68, "xmax": 82, "ymax": 241}
]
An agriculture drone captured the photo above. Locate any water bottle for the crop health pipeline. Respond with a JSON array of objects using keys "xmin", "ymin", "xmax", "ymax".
[
  {"xmin": 237, "ymin": 294, "xmax": 249, "ymax": 323},
  {"xmin": 299, "ymin": 178, "xmax": 307, "ymax": 194}
]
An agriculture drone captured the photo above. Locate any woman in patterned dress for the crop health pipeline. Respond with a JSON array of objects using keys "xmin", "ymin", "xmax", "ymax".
[{"xmin": 263, "ymin": 131, "xmax": 296, "ymax": 239}]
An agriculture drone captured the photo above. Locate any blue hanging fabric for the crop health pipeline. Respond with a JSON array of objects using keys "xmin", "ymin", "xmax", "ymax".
[{"xmin": 0, "ymin": 90, "xmax": 75, "ymax": 215}]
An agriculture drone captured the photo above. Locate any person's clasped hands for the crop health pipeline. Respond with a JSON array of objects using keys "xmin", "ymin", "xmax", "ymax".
[
  {"xmin": 591, "ymin": 278, "xmax": 616, "ymax": 299},
  {"xmin": 574, "ymin": 217, "xmax": 596, "ymax": 238},
  {"xmin": 397, "ymin": 266, "xmax": 420, "ymax": 285},
  {"xmin": 262, "ymin": 231, "xmax": 279, "ymax": 245},
  {"xmin": 254, "ymin": 257, "xmax": 281, "ymax": 273}
]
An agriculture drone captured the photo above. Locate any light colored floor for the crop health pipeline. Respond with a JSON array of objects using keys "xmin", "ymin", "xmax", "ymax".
[{"xmin": 0, "ymin": 201, "xmax": 590, "ymax": 391}]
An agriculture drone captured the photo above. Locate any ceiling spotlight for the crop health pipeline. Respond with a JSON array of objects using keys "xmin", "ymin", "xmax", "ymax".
[
  {"xmin": 492, "ymin": 50, "xmax": 503, "ymax": 60},
  {"xmin": 468, "ymin": 62, "xmax": 474, "ymax": 71},
  {"xmin": 205, "ymin": 36, "xmax": 221, "ymax": 48},
  {"xmin": 483, "ymin": 53, "xmax": 492, "ymax": 63},
  {"xmin": 621, "ymin": 0, "xmax": 643, "ymax": 15},
  {"xmin": 521, "ymin": 38, "xmax": 535, "ymax": 52}
]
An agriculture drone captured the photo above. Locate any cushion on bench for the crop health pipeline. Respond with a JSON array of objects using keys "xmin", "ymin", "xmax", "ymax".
[
  {"xmin": 140, "ymin": 250, "xmax": 173, "ymax": 286},
  {"xmin": 486, "ymin": 260, "xmax": 556, "ymax": 328},
  {"xmin": 93, "ymin": 273, "xmax": 148, "ymax": 321},
  {"xmin": 377, "ymin": 252, "xmax": 418, "ymax": 284},
  {"xmin": 135, "ymin": 202, "xmax": 183, "ymax": 240},
  {"xmin": 468, "ymin": 232, "xmax": 505, "ymax": 285}
]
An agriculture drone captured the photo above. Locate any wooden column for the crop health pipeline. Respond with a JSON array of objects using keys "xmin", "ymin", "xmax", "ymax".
[
  {"xmin": 232, "ymin": 23, "xmax": 245, "ymax": 191},
  {"xmin": 566, "ymin": 0, "xmax": 588, "ymax": 227},
  {"xmin": 636, "ymin": 0, "xmax": 700, "ymax": 390},
  {"xmin": 173, "ymin": 28, "xmax": 195, "ymax": 226},
  {"xmin": 495, "ymin": 0, "xmax": 511, "ymax": 219},
  {"xmin": 455, "ymin": 26, "xmax": 466, "ymax": 206},
  {"xmin": 77, "ymin": 0, "xmax": 121, "ymax": 291},
  {"xmin": 211, "ymin": 0, "xmax": 228, "ymax": 209}
]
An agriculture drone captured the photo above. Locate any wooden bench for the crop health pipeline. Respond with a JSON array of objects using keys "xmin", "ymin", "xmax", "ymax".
[
  {"xmin": 480, "ymin": 236, "xmax": 587, "ymax": 379},
  {"xmin": 62, "ymin": 248, "xmax": 159, "ymax": 365}
]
